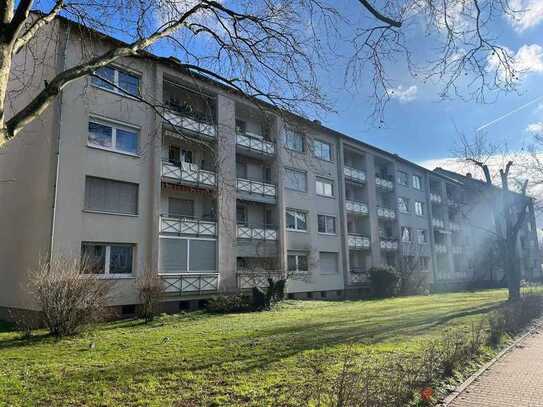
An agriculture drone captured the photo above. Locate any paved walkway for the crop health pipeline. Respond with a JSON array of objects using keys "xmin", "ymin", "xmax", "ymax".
[{"xmin": 449, "ymin": 327, "xmax": 543, "ymax": 407}]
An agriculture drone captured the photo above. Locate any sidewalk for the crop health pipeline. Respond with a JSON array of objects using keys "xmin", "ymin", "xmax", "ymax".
[{"xmin": 449, "ymin": 328, "xmax": 543, "ymax": 406}]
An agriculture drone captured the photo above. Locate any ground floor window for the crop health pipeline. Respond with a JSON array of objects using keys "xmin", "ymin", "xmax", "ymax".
[
  {"xmin": 159, "ymin": 237, "xmax": 216, "ymax": 273},
  {"xmin": 81, "ymin": 242, "xmax": 134, "ymax": 275},
  {"xmin": 287, "ymin": 253, "xmax": 309, "ymax": 272}
]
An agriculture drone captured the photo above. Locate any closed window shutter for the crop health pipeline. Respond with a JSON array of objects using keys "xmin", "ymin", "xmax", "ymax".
[
  {"xmin": 85, "ymin": 177, "xmax": 138, "ymax": 215},
  {"xmin": 169, "ymin": 198, "xmax": 194, "ymax": 218},
  {"xmin": 160, "ymin": 238, "xmax": 188, "ymax": 273},
  {"xmin": 320, "ymin": 252, "xmax": 338, "ymax": 273},
  {"xmin": 189, "ymin": 240, "xmax": 216, "ymax": 271}
]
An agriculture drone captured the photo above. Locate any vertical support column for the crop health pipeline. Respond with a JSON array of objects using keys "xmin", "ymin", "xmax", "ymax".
[
  {"xmin": 366, "ymin": 154, "xmax": 381, "ymax": 266},
  {"xmin": 441, "ymin": 182, "xmax": 456, "ymax": 277},
  {"xmin": 337, "ymin": 139, "xmax": 350, "ymax": 286},
  {"xmin": 216, "ymin": 94, "xmax": 237, "ymax": 293},
  {"xmin": 275, "ymin": 117, "xmax": 287, "ymax": 277}
]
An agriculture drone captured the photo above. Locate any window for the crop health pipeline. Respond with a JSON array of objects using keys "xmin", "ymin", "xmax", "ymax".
[
  {"xmin": 417, "ymin": 229, "xmax": 428, "ymax": 244},
  {"xmin": 316, "ymin": 178, "xmax": 334, "ymax": 197},
  {"xmin": 285, "ymin": 168, "xmax": 307, "ymax": 192},
  {"xmin": 412, "ymin": 175, "xmax": 423, "ymax": 190},
  {"xmin": 320, "ymin": 252, "xmax": 338, "ymax": 274},
  {"xmin": 415, "ymin": 201, "xmax": 425, "ymax": 216},
  {"xmin": 236, "ymin": 161, "xmax": 248, "ymax": 179},
  {"xmin": 285, "ymin": 130, "xmax": 304, "ymax": 152},
  {"xmin": 91, "ymin": 66, "xmax": 140, "ymax": 97},
  {"xmin": 169, "ymin": 145, "xmax": 180, "ymax": 163},
  {"xmin": 318, "ymin": 215, "xmax": 336, "ymax": 234},
  {"xmin": 237, "ymin": 206, "xmax": 248, "ymax": 225},
  {"xmin": 84, "ymin": 176, "xmax": 138, "ymax": 215},
  {"xmin": 159, "ymin": 238, "xmax": 216, "ymax": 273},
  {"xmin": 398, "ymin": 197, "xmax": 410, "ymax": 213},
  {"xmin": 169, "ymin": 198, "xmax": 194, "ymax": 218},
  {"xmin": 88, "ymin": 120, "xmax": 139, "ymax": 155},
  {"xmin": 313, "ymin": 139, "xmax": 332, "ymax": 161},
  {"xmin": 401, "ymin": 226, "xmax": 412, "ymax": 242},
  {"xmin": 286, "ymin": 209, "xmax": 307, "ymax": 231},
  {"xmin": 81, "ymin": 243, "xmax": 134, "ymax": 275},
  {"xmin": 287, "ymin": 253, "xmax": 309, "ymax": 272},
  {"xmin": 398, "ymin": 171, "xmax": 409, "ymax": 186},
  {"xmin": 235, "ymin": 119, "xmax": 247, "ymax": 134}
]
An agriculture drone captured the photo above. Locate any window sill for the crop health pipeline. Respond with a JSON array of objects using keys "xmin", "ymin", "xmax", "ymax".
[
  {"xmin": 83, "ymin": 274, "xmax": 135, "ymax": 280},
  {"xmin": 318, "ymin": 232, "xmax": 337, "ymax": 236},
  {"xmin": 87, "ymin": 144, "xmax": 141, "ymax": 158},
  {"xmin": 91, "ymin": 84, "xmax": 141, "ymax": 101},
  {"xmin": 287, "ymin": 229, "xmax": 308, "ymax": 233},
  {"xmin": 285, "ymin": 187, "xmax": 307, "ymax": 193},
  {"xmin": 83, "ymin": 209, "xmax": 139, "ymax": 218},
  {"xmin": 316, "ymin": 194, "xmax": 335, "ymax": 199},
  {"xmin": 313, "ymin": 157, "xmax": 335, "ymax": 164}
]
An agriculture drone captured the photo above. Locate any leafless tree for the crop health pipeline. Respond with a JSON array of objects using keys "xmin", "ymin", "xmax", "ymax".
[
  {"xmin": 457, "ymin": 133, "xmax": 531, "ymax": 300},
  {"xmin": 398, "ymin": 242, "xmax": 431, "ymax": 294},
  {"xmin": 0, "ymin": 0, "xmax": 530, "ymax": 149},
  {"xmin": 135, "ymin": 268, "xmax": 163, "ymax": 322}
]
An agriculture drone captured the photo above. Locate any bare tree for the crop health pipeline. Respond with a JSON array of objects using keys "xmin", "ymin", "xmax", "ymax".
[
  {"xmin": 135, "ymin": 268, "xmax": 163, "ymax": 323},
  {"xmin": 398, "ymin": 242, "xmax": 431, "ymax": 295},
  {"xmin": 458, "ymin": 134, "xmax": 531, "ymax": 300},
  {"xmin": 0, "ymin": 0, "xmax": 530, "ymax": 149}
]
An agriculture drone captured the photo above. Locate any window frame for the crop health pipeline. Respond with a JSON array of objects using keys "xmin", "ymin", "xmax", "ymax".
[
  {"xmin": 400, "ymin": 226, "xmax": 412, "ymax": 243},
  {"xmin": 91, "ymin": 65, "xmax": 141, "ymax": 98},
  {"xmin": 285, "ymin": 130, "xmax": 305, "ymax": 153},
  {"xmin": 317, "ymin": 214, "xmax": 337, "ymax": 235},
  {"xmin": 417, "ymin": 229, "xmax": 428, "ymax": 244},
  {"xmin": 414, "ymin": 200, "xmax": 425, "ymax": 217},
  {"xmin": 286, "ymin": 208, "xmax": 308, "ymax": 232},
  {"xmin": 398, "ymin": 196, "xmax": 410, "ymax": 214},
  {"xmin": 412, "ymin": 174, "xmax": 423, "ymax": 190},
  {"xmin": 84, "ymin": 176, "xmax": 139, "ymax": 216},
  {"xmin": 397, "ymin": 170, "xmax": 409, "ymax": 186},
  {"xmin": 87, "ymin": 117, "xmax": 140, "ymax": 156},
  {"xmin": 81, "ymin": 242, "xmax": 135, "ymax": 278},
  {"xmin": 287, "ymin": 253, "xmax": 309, "ymax": 272},
  {"xmin": 313, "ymin": 139, "xmax": 333, "ymax": 161},
  {"xmin": 315, "ymin": 177, "xmax": 334, "ymax": 197},
  {"xmin": 284, "ymin": 167, "xmax": 308, "ymax": 192}
]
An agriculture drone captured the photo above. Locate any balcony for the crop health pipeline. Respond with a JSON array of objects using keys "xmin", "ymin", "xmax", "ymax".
[
  {"xmin": 375, "ymin": 176, "xmax": 394, "ymax": 191},
  {"xmin": 161, "ymin": 161, "xmax": 216, "ymax": 188},
  {"xmin": 430, "ymin": 193, "xmax": 442, "ymax": 204},
  {"xmin": 237, "ymin": 224, "xmax": 278, "ymax": 240},
  {"xmin": 449, "ymin": 222, "xmax": 461, "ymax": 232},
  {"xmin": 432, "ymin": 218, "xmax": 445, "ymax": 229},
  {"xmin": 236, "ymin": 132, "xmax": 275, "ymax": 158},
  {"xmin": 377, "ymin": 207, "xmax": 396, "ymax": 220},
  {"xmin": 160, "ymin": 273, "xmax": 219, "ymax": 294},
  {"xmin": 350, "ymin": 268, "xmax": 367, "ymax": 284},
  {"xmin": 237, "ymin": 271, "xmax": 283, "ymax": 289},
  {"xmin": 237, "ymin": 178, "xmax": 277, "ymax": 204},
  {"xmin": 345, "ymin": 200, "xmax": 369, "ymax": 215},
  {"xmin": 344, "ymin": 166, "xmax": 367, "ymax": 183},
  {"xmin": 380, "ymin": 239, "xmax": 399, "ymax": 251},
  {"xmin": 452, "ymin": 246, "xmax": 463, "ymax": 255},
  {"xmin": 160, "ymin": 216, "xmax": 217, "ymax": 237},
  {"xmin": 435, "ymin": 244, "xmax": 447, "ymax": 254},
  {"xmin": 163, "ymin": 110, "xmax": 216, "ymax": 138},
  {"xmin": 348, "ymin": 234, "xmax": 371, "ymax": 250}
]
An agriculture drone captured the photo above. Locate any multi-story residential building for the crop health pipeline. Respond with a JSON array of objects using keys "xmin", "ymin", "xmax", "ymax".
[{"xmin": 0, "ymin": 17, "xmax": 540, "ymax": 317}]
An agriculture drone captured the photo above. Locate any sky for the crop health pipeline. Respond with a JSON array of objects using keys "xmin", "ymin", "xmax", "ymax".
[{"xmin": 310, "ymin": 0, "xmax": 543, "ymax": 168}]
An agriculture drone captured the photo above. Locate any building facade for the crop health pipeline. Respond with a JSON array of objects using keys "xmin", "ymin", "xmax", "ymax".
[{"xmin": 0, "ymin": 18, "xmax": 540, "ymax": 315}]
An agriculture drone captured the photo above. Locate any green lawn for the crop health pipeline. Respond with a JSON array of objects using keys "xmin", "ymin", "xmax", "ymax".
[{"xmin": 0, "ymin": 290, "xmax": 510, "ymax": 406}]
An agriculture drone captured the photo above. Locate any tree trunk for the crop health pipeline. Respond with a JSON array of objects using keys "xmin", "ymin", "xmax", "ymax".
[{"xmin": 506, "ymin": 242, "xmax": 521, "ymax": 300}]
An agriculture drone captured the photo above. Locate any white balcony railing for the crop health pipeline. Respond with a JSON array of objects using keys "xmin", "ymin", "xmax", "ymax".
[
  {"xmin": 344, "ymin": 166, "xmax": 367, "ymax": 183},
  {"xmin": 237, "ymin": 225, "xmax": 278, "ymax": 240},
  {"xmin": 350, "ymin": 269, "xmax": 367, "ymax": 284},
  {"xmin": 237, "ymin": 133, "xmax": 275, "ymax": 155},
  {"xmin": 432, "ymin": 218, "xmax": 445, "ymax": 229},
  {"xmin": 375, "ymin": 176, "xmax": 394, "ymax": 190},
  {"xmin": 345, "ymin": 200, "xmax": 369, "ymax": 215},
  {"xmin": 377, "ymin": 207, "xmax": 396, "ymax": 220},
  {"xmin": 452, "ymin": 246, "xmax": 463, "ymax": 254},
  {"xmin": 237, "ymin": 271, "xmax": 283, "ymax": 289},
  {"xmin": 160, "ymin": 216, "xmax": 217, "ymax": 236},
  {"xmin": 237, "ymin": 178, "xmax": 277, "ymax": 198},
  {"xmin": 160, "ymin": 273, "xmax": 219, "ymax": 294},
  {"xmin": 430, "ymin": 193, "xmax": 442, "ymax": 204},
  {"xmin": 348, "ymin": 234, "xmax": 371, "ymax": 249},
  {"xmin": 449, "ymin": 222, "xmax": 461, "ymax": 232},
  {"xmin": 380, "ymin": 239, "xmax": 399, "ymax": 251},
  {"xmin": 161, "ymin": 162, "xmax": 216, "ymax": 187},
  {"xmin": 164, "ymin": 110, "xmax": 216, "ymax": 138},
  {"xmin": 435, "ymin": 244, "xmax": 448, "ymax": 254}
]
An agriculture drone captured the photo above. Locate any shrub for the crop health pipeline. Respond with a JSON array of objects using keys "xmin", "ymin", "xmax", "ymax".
[
  {"xmin": 136, "ymin": 270, "xmax": 163, "ymax": 323},
  {"xmin": 206, "ymin": 294, "xmax": 253, "ymax": 314},
  {"xmin": 29, "ymin": 255, "xmax": 113, "ymax": 337},
  {"xmin": 367, "ymin": 266, "xmax": 400, "ymax": 298}
]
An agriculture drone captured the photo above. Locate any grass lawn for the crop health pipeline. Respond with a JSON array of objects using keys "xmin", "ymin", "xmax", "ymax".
[{"xmin": 0, "ymin": 289, "xmax": 510, "ymax": 406}]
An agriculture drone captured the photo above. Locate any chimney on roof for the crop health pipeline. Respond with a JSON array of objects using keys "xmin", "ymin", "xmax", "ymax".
[{"xmin": 466, "ymin": 172, "xmax": 472, "ymax": 178}]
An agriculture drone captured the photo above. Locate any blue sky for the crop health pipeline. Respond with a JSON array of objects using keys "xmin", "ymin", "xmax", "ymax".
[{"xmin": 312, "ymin": 0, "xmax": 543, "ymax": 165}]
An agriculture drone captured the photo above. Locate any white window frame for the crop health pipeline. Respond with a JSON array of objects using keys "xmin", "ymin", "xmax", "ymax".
[
  {"xmin": 287, "ymin": 253, "xmax": 309, "ymax": 272},
  {"xmin": 417, "ymin": 229, "xmax": 428, "ymax": 244},
  {"xmin": 285, "ymin": 167, "xmax": 307, "ymax": 192},
  {"xmin": 412, "ymin": 175, "xmax": 423, "ymax": 190},
  {"xmin": 315, "ymin": 177, "xmax": 334, "ymax": 197},
  {"xmin": 91, "ymin": 65, "xmax": 141, "ymax": 97},
  {"xmin": 158, "ymin": 236, "xmax": 217, "ymax": 274},
  {"xmin": 398, "ymin": 196, "xmax": 410, "ymax": 213},
  {"xmin": 286, "ymin": 209, "xmax": 308, "ymax": 232},
  {"xmin": 88, "ymin": 117, "xmax": 140, "ymax": 156},
  {"xmin": 415, "ymin": 201, "xmax": 425, "ymax": 216},
  {"xmin": 398, "ymin": 170, "xmax": 409, "ymax": 186},
  {"xmin": 401, "ymin": 226, "xmax": 412, "ymax": 242},
  {"xmin": 285, "ymin": 130, "xmax": 305, "ymax": 153},
  {"xmin": 313, "ymin": 139, "xmax": 333, "ymax": 161},
  {"xmin": 82, "ymin": 242, "xmax": 135, "ymax": 278},
  {"xmin": 317, "ymin": 214, "xmax": 336, "ymax": 235}
]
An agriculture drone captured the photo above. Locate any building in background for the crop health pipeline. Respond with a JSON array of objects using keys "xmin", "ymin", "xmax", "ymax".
[{"xmin": 0, "ymin": 17, "xmax": 539, "ymax": 316}]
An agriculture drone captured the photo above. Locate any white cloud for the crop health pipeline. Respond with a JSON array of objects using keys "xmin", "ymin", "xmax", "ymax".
[
  {"xmin": 527, "ymin": 122, "xmax": 543, "ymax": 135},
  {"xmin": 387, "ymin": 85, "xmax": 418, "ymax": 103},
  {"xmin": 508, "ymin": 0, "xmax": 543, "ymax": 32},
  {"xmin": 488, "ymin": 44, "xmax": 543, "ymax": 82}
]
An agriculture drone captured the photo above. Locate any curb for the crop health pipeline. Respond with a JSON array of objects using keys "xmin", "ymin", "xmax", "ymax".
[{"xmin": 440, "ymin": 321, "xmax": 541, "ymax": 406}]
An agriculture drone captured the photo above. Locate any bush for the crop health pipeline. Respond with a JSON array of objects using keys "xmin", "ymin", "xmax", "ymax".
[
  {"xmin": 29, "ymin": 256, "xmax": 113, "ymax": 337},
  {"xmin": 136, "ymin": 270, "xmax": 163, "ymax": 323},
  {"xmin": 206, "ymin": 294, "xmax": 253, "ymax": 314},
  {"xmin": 367, "ymin": 266, "xmax": 400, "ymax": 298}
]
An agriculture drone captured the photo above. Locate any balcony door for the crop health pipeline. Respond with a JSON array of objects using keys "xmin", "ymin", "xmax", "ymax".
[{"xmin": 169, "ymin": 198, "xmax": 194, "ymax": 219}]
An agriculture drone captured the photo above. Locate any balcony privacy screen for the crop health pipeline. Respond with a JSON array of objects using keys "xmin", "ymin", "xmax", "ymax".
[
  {"xmin": 189, "ymin": 240, "xmax": 216, "ymax": 271},
  {"xmin": 159, "ymin": 238, "xmax": 216, "ymax": 273},
  {"xmin": 160, "ymin": 238, "xmax": 188, "ymax": 273},
  {"xmin": 85, "ymin": 176, "xmax": 138, "ymax": 215}
]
